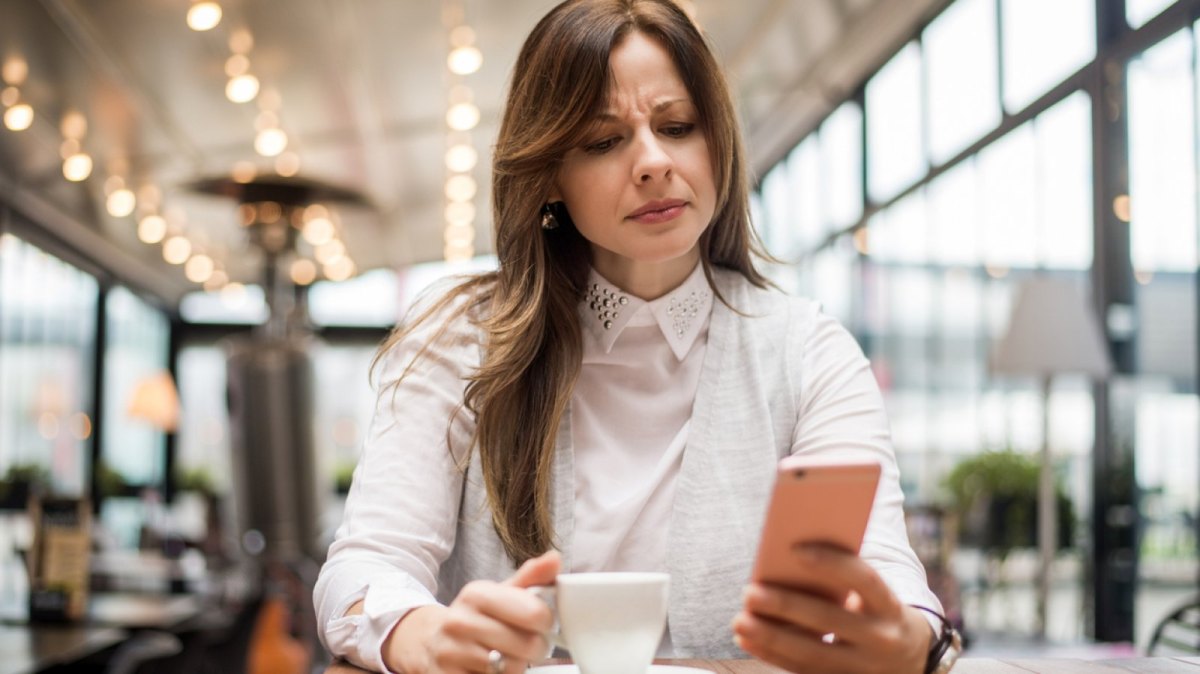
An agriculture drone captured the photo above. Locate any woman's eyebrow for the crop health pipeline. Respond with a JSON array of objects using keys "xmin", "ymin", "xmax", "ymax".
[{"xmin": 593, "ymin": 98, "xmax": 689, "ymax": 122}]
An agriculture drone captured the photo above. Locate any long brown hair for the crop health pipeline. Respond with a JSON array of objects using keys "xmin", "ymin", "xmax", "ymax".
[{"xmin": 375, "ymin": 0, "xmax": 770, "ymax": 564}]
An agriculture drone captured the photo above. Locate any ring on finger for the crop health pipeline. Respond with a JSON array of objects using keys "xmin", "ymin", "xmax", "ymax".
[{"xmin": 487, "ymin": 649, "xmax": 507, "ymax": 674}]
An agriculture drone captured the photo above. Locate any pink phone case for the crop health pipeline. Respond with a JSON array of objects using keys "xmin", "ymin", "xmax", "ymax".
[{"xmin": 751, "ymin": 456, "xmax": 881, "ymax": 589}]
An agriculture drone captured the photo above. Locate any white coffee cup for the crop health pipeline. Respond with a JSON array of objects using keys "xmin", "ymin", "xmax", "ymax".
[{"xmin": 531, "ymin": 572, "xmax": 669, "ymax": 674}]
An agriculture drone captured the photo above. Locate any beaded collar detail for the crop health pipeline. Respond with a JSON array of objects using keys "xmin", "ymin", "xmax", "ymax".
[{"xmin": 579, "ymin": 264, "xmax": 714, "ymax": 361}]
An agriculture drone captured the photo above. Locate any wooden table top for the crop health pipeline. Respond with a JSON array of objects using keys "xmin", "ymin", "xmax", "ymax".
[
  {"xmin": 0, "ymin": 623, "xmax": 128, "ymax": 674},
  {"xmin": 325, "ymin": 656, "xmax": 1200, "ymax": 673}
]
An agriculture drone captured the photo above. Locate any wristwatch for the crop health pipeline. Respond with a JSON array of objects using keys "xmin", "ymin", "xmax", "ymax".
[{"xmin": 914, "ymin": 606, "xmax": 962, "ymax": 674}]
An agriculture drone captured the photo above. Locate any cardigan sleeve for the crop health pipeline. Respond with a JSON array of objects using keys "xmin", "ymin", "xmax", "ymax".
[
  {"xmin": 788, "ymin": 305, "xmax": 943, "ymax": 613},
  {"xmin": 313, "ymin": 287, "xmax": 482, "ymax": 673}
]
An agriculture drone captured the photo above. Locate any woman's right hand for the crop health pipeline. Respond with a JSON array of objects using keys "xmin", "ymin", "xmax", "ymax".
[{"xmin": 384, "ymin": 550, "xmax": 560, "ymax": 674}]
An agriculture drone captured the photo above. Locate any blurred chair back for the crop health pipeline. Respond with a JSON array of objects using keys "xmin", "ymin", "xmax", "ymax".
[{"xmin": 1147, "ymin": 595, "xmax": 1200, "ymax": 655}]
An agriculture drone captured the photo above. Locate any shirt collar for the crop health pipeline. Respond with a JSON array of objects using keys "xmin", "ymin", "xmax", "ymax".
[{"xmin": 580, "ymin": 263, "xmax": 714, "ymax": 361}]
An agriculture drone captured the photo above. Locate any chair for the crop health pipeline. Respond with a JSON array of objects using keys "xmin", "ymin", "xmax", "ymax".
[{"xmin": 1147, "ymin": 595, "xmax": 1200, "ymax": 656}]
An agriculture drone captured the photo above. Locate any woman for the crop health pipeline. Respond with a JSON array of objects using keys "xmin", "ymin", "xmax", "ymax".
[{"xmin": 314, "ymin": 1, "xmax": 950, "ymax": 673}]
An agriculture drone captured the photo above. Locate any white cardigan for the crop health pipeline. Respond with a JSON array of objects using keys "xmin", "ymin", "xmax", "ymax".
[{"xmin": 314, "ymin": 268, "xmax": 941, "ymax": 672}]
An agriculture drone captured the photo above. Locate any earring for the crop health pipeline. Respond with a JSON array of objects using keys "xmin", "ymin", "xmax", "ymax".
[{"xmin": 540, "ymin": 203, "xmax": 559, "ymax": 230}]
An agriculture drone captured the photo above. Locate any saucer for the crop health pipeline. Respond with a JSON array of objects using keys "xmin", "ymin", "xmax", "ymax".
[{"xmin": 529, "ymin": 665, "xmax": 711, "ymax": 674}]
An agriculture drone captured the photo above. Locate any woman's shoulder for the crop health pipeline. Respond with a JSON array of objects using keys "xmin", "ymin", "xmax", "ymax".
[{"xmin": 712, "ymin": 268, "xmax": 822, "ymax": 327}]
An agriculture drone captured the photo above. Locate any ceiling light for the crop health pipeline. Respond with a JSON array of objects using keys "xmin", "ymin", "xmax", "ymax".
[
  {"xmin": 449, "ymin": 25, "xmax": 476, "ymax": 49},
  {"xmin": 2, "ymin": 57, "xmax": 28, "ymax": 86},
  {"xmin": 444, "ymin": 243, "xmax": 474, "ymax": 263},
  {"xmin": 444, "ymin": 174, "xmax": 477, "ymax": 202},
  {"xmin": 445, "ymin": 144, "xmax": 478, "ymax": 172},
  {"xmin": 275, "ymin": 152, "xmax": 300, "ymax": 177},
  {"xmin": 106, "ymin": 188, "xmax": 136, "ymax": 217},
  {"xmin": 163, "ymin": 236, "xmax": 192, "ymax": 265},
  {"xmin": 303, "ymin": 204, "xmax": 329, "ymax": 222},
  {"xmin": 138, "ymin": 215, "xmax": 167, "ymax": 244},
  {"xmin": 3, "ymin": 103, "xmax": 33, "ymax": 131},
  {"xmin": 290, "ymin": 258, "xmax": 317, "ymax": 286},
  {"xmin": 204, "ymin": 268, "xmax": 228, "ymax": 292},
  {"xmin": 448, "ymin": 46, "xmax": 483, "ymax": 75},
  {"xmin": 138, "ymin": 184, "xmax": 162, "ymax": 210},
  {"xmin": 226, "ymin": 74, "xmax": 260, "ymax": 103},
  {"xmin": 444, "ymin": 223, "xmax": 475, "ymax": 248},
  {"xmin": 446, "ymin": 103, "xmax": 480, "ymax": 131},
  {"xmin": 445, "ymin": 201, "xmax": 475, "ymax": 226},
  {"xmin": 254, "ymin": 110, "xmax": 279, "ymax": 131},
  {"xmin": 228, "ymin": 28, "xmax": 254, "ymax": 55},
  {"xmin": 185, "ymin": 254, "xmax": 215, "ymax": 283},
  {"xmin": 0, "ymin": 87, "xmax": 18, "ymax": 107},
  {"xmin": 323, "ymin": 257, "xmax": 356, "ymax": 282},
  {"xmin": 187, "ymin": 1, "xmax": 222, "ymax": 31},
  {"xmin": 232, "ymin": 161, "xmax": 257, "ymax": 184},
  {"xmin": 225, "ymin": 54, "xmax": 250, "ymax": 78},
  {"xmin": 302, "ymin": 217, "xmax": 335, "ymax": 246},
  {"xmin": 62, "ymin": 153, "xmax": 93, "ymax": 182},
  {"xmin": 315, "ymin": 239, "xmax": 345, "ymax": 265},
  {"xmin": 59, "ymin": 111, "xmax": 87, "ymax": 139},
  {"xmin": 254, "ymin": 127, "xmax": 288, "ymax": 157}
]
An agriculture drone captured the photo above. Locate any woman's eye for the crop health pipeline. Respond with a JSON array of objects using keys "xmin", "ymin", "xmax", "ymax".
[
  {"xmin": 661, "ymin": 123, "xmax": 695, "ymax": 138},
  {"xmin": 584, "ymin": 137, "xmax": 619, "ymax": 154}
]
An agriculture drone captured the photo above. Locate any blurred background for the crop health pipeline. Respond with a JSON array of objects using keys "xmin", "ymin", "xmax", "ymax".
[{"xmin": 0, "ymin": 0, "xmax": 1197, "ymax": 671}]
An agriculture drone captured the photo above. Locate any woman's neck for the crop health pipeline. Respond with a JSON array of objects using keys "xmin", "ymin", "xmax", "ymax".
[{"xmin": 591, "ymin": 248, "xmax": 701, "ymax": 301}]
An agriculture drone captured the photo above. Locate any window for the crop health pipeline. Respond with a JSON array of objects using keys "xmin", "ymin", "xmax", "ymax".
[
  {"xmin": 0, "ymin": 233, "xmax": 98, "ymax": 494},
  {"xmin": 1001, "ymin": 0, "xmax": 1096, "ymax": 113},
  {"xmin": 821, "ymin": 102, "xmax": 864, "ymax": 230},
  {"xmin": 100, "ymin": 286, "xmax": 170, "ymax": 489},
  {"xmin": 1127, "ymin": 0, "xmax": 1180, "ymax": 30},
  {"xmin": 867, "ymin": 43, "xmax": 925, "ymax": 203},
  {"xmin": 1128, "ymin": 30, "xmax": 1196, "ymax": 274},
  {"xmin": 925, "ymin": 0, "xmax": 1001, "ymax": 164}
]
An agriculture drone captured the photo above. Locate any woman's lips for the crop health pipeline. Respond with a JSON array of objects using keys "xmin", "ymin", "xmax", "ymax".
[{"xmin": 628, "ymin": 202, "xmax": 686, "ymax": 224}]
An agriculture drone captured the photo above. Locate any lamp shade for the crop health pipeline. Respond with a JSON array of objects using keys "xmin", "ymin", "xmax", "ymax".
[
  {"xmin": 126, "ymin": 370, "xmax": 181, "ymax": 432},
  {"xmin": 991, "ymin": 277, "xmax": 1112, "ymax": 378}
]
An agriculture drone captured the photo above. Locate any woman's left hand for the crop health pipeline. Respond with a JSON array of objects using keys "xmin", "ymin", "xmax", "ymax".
[{"xmin": 732, "ymin": 544, "xmax": 933, "ymax": 674}]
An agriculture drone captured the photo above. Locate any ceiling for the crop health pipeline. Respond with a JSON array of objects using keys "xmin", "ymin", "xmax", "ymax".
[{"xmin": 0, "ymin": 0, "xmax": 949, "ymax": 306}]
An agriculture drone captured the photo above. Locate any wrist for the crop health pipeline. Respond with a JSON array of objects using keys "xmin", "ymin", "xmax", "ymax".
[
  {"xmin": 384, "ymin": 604, "xmax": 445, "ymax": 674},
  {"xmin": 909, "ymin": 605, "xmax": 962, "ymax": 674}
]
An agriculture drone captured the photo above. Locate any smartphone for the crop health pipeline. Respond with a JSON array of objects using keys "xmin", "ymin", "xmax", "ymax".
[{"xmin": 751, "ymin": 455, "xmax": 881, "ymax": 590}]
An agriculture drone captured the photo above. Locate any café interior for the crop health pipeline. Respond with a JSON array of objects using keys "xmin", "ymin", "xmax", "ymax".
[{"xmin": 0, "ymin": 0, "xmax": 1198, "ymax": 671}]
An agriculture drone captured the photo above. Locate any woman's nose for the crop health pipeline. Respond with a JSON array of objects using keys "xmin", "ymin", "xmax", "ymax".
[{"xmin": 632, "ymin": 133, "xmax": 672, "ymax": 184}]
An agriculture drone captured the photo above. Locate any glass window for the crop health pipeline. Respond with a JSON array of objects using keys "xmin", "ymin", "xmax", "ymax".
[
  {"xmin": 101, "ymin": 286, "xmax": 170, "ymax": 488},
  {"xmin": 309, "ymin": 268, "xmax": 402, "ymax": 327},
  {"xmin": 1001, "ymin": 0, "xmax": 1096, "ymax": 113},
  {"xmin": 179, "ymin": 284, "xmax": 269, "ymax": 324},
  {"xmin": 787, "ymin": 136, "xmax": 824, "ymax": 251},
  {"xmin": 1035, "ymin": 90, "xmax": 1094, "ymax": 270},
  {"xmin": 925, "ymin": 0, "xmax": 1001, "ymax": 164},
  {"xmin": 979, "ymin": 123, "xmax": 1039, "ymax": 270},
  {"xmin": 1128, "ymin": 30, "xmax": 1197, "ymax": 273},
  {"xmin": 397, "ymin": 255, "xmax": 498, "ymax": 315},
  {"xmin": 176, "ymin": 345, "xmax": 232, "ymax": 495},
  {"xmin": 1127, "ymin": 0, "xmax": 1179, "ymax": 30},
  {"xmin": 0, "ymin": 234, "xmax": 98, "ymax": 494},
  {"xmin": 867, "ymin": 42, "xmax": 926, "ymax": 204},
  {"xmin": 758, "ymin": 163, "xmax": 793, "ymax": 258},
  {"xmin": 928, "ymin": 159, "xmax": 981, "ymax": 267},
  {"xmin": 821, "ymin": 102, "xmax": 864, "ymax": 230}
]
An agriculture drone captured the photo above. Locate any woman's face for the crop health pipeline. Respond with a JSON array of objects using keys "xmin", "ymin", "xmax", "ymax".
[{"xmin": 552, "ymin": 31, "xmax": 717, "ymax": 297}]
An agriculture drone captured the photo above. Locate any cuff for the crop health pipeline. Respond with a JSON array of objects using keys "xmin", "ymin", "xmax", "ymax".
[{"xmin": 324, "ymin": 580, "xmax": 440, "ymax": 673}]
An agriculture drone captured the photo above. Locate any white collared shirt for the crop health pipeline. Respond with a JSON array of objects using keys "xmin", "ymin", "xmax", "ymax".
[{"xmin": 571, "ymin": 264, "xmax": 713, "ymax": 574}]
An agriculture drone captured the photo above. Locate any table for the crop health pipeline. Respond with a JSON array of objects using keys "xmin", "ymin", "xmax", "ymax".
[
  {"xmin": 0, "ymin": 623, "xmax": 128, "ymax": 674},
  {"xmin": 325, "ymin": 656, "xmax": 1200, "ymax": 674}
]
